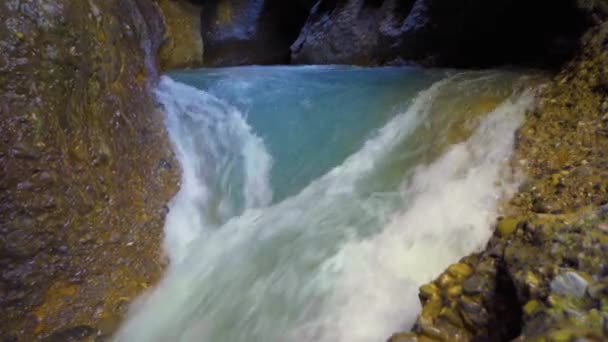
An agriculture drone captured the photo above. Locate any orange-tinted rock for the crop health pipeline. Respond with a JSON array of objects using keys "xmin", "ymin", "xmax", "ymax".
[{"xmin": 0, "ymin": 0, "xmax": 178, "ymax": 340}]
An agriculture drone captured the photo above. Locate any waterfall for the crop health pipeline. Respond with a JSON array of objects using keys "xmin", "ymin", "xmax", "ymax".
[{"xmin": 116, "ymin": 66, "xmax": 540, "ymax": 342}]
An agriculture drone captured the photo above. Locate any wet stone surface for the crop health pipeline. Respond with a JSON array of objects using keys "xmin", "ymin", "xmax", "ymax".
[{"xmin": 0, "ymin": 0, "xmax": 178, "ymax": 340}]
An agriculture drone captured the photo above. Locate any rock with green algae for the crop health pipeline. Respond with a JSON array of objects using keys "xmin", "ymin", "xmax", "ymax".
[
  {"xmin": 396, "ymin": 210, "xmax": 608, "ymax": 341},
  {"xmin": 0, "ymin": 0, "xmax": 178, "ymax": 340}
]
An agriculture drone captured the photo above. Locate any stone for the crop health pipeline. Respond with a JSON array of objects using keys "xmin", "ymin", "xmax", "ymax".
[
  {"xmin": 419, "ymin": 283, "xmax": 440, "ymax": 301},
  {"xmin": 157, "ymin": 0, "xmax": 204, "ymax": 70},
  {"xmin": 551, "ymin": 271, "xmax": 589, "ymax": 298},
  {"xmin": 447, "ymin": 263, "xmax": 474, "ymax": 279},
  {"xmin": 440, "ymin": 306, "xmax": 465, "ymax": 328},
  {"xmin": 419, "ymin": 323, "xmax": 447, "ymax": 340},
  {"xmin": 523, "ymin": 300, "xmax": 541, "ymax": 316},
  {"xmin": 447, "ymin": 285, "xmax": 463, "ymax": 298},
  {"xmin": 459, "ymin": 296, "xmax": 482, "ymax": 314},
  {"xmin": 462, "ymin": 276, "xmax": 487, "ymax": 296},
  {"xmin": 438, "ymin": 273, "xmax": 455, "ymax": 288},
  {"xmin": 388, "ymin": 333, "xmax": 420, "ymax": 342},
  {"xmin": 586, "ymin": 282, "xmax": 607, "ymax": 299}
]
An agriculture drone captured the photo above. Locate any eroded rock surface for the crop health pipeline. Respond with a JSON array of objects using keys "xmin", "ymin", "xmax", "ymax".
[
  {"xmin": 200, "ymin": 0, "xmax": 315, "ymax": 66},
  {"xmin": 0, "ymin": 0, "xmax": 178, "ymax": 340},
  {"xmin": 292, "ymin": 0, "xmax": 591, "ymax": 68},
  {"xmin": 157, "ymin": 0, "xmax": 204, "ymax": 70}
]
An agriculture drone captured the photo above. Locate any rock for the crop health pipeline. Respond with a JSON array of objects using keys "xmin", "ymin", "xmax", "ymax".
[
  {"xmin": 446, "ymin": 285, "xmax": 463, "ymax": 298},
  {"xmin": 459, "ymin": 296, "xmax": 482, "ymax": 314},
  {"xmin": 523, "ymin": 300, "xmax": 541, "ymax": 316},
  {"xmin": 41, "ymin": 325, "xmax": 96, "ymax": 342},
  {"xmin": 437, "ymin": 273, "xmax": 455, "ymax": 288},
  {"xmin": 497, "ymin": 218, "xmax": 520, "ymax": 237},
  {"xmin": 419, "ymin": 283, "xmax": 440, "ymax": 301},
  {"xmin": 550, "ymin": 271, "xmax": 589, "ymax": 298},
  {"xmin": 586, "ymin": 282, "xmax": 607, "ymax": 300},
  {"xmin": 199, "ymin": 0, "xmax": 315, "ymax": 66},
  {"xmin": 447, "ymin": 263, "xmax": 474, "ymax": 279},
  {"xmin": 439, "ymin": 306, "xmax": 464, "ymax": 328},
  {"xmin": 0, "ymin": 0, "xmax": 178, "ymax": 340},
  {"xmin": 419, "ymin": 323, "xmax": 446, "ymax": 340},
  {"xmin": 157, "ymin": 0, "xmax": 204, "ymax": 70},
  {"xmin": 388, "ymin": 333, "xmax": 423, "ymax": 342},
  {"xmin": 292, "ymin": 0, "xmax": 592, "ymax": 68},
  {"xmin": 462, "ymin": 276, "xmax": 487, "ymax": 296}
]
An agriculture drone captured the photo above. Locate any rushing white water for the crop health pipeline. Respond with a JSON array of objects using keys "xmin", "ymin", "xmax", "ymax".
[
  {"xmin": 155, "ymin": 78, "xmax": 273, "ymax": 262},
  {"xmin": 116, "ymin": 67, "xmax": 540, "ymax": 342}
]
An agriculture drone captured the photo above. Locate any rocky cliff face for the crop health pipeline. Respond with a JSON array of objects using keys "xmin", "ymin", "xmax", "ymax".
[
  {"xmin": 291, "ymin": 0, "xmax": 591, "ymax": 68},
  {"xmin": 191, "ymin": 0, "xmax": 593, "ymax": 69},
  {"xmin": 0, "ymin": 1, "xmax": 179, "ymax": 340}
]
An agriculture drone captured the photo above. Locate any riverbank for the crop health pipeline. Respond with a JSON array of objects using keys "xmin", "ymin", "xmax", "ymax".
[
  {"xmin": 392, "ymin": 15, "xmax": 608, "ymax": 342},
  {"xmin": 0, "ymin": 1, "xmax": 180, "ymax": 340}
]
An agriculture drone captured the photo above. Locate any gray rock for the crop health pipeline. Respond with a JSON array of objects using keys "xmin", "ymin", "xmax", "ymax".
[{"xmin": 550, "ymin": 271, "xmax": 589, "ymax": 298}]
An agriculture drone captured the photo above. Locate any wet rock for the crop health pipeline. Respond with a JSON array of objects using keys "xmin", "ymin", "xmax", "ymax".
[
  {"xmin": 462, "ymin": 275, "xmax": 487, "ymax": 296},
  {"xmin": 447, "ymin": 263, "xmax": 473, "ymax": 279},
  {"xmin": 293, "ymin": 0, "xmax": 592, "ymax": 68},
  {"xmin": 41, "ymin": 325, "xmax": 96, "ymax": 342},
  {"xmin": 0, "ymin": 0, "xmax": 178, "ymax": 340},
  {"xmin": 446, "ymin": 285, "xmax": 462, "ymax": 298},
  {"xmin": 551, "ymin": 271, "xmax": 589, "ymax": 298},
  {"xmin": 388, "ymin": 333, "xmax": 422, "ymax": 342},
  {"xmin": 200, "ymin": 0, "xmax": 315, "ymax": 66},
  {"xmin": 459, "ymin": 296, "xmax": 482, "ymax": 314},
  {"xmin": 419, "ymin": 283, "xmax": 440, "ymax": 301},
  {"xmin": 586, "ymin": 282, "xmax": 608, "ymax": 299},
  {"xmin": 10, "ymin": 143, "xmax": 41, "ymax": 160},
  {"xmin": 497, "ymin": 218, "xmax": 520, "ymax": 237},
  {"xmin": 157, "ymin": 0, "xmax": 204, "ymax": 70}
]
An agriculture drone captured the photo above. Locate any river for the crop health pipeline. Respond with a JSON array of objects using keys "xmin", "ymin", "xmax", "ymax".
[{"xmin": 116, "ymin": 66, "xmax": 541, "ymax": 342}]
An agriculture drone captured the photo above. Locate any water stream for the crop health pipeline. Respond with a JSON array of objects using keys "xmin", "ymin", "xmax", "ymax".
[{"xmin": 116, "ymin": 66, "xmax": 541, "ymax": 342}]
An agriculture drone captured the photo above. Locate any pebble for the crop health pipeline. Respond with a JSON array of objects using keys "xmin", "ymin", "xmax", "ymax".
[
  {"xmin": 447, "ymin": 263, "xmax": 473, "ymax": 279},
  {"xmin": 459, "ymin": 296, "xmax": 482, "ymax": 314},
  {"xmin": 550, "ymin": 271, "xmax": 589, "ymax": 298},
  {"xmin": 497, "ymin": 218, "xmax": 519, "ymax": 237},
  {"xmin": 447, "ymin": 285, "xmax": 463, "ymax": 298},
  {"xmin": 419, "ymin": 283, "xmax": 439, "ymax": 301},
  {"xmin": 462, "ymin": 276, "xmax": 486, "ymax": 296}
]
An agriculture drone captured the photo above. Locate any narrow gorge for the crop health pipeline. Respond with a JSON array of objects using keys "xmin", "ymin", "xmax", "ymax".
[{"xmin": 1, "ymin": 1, "xmax": 608, "ymax": 341}]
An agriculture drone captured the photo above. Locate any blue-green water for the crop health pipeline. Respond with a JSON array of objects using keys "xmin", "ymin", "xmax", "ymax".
[
  {"xmin": 117, "ymin": 66, "xmax": 541, "ymax": 342},
  {"xmin": 170, "ymin": 66, "xmax": 445, "ymax": 201}
]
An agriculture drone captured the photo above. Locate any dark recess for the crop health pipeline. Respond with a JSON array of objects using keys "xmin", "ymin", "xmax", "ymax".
[
  {"xmin": 487, "ymin": 262, "xmax": 523, "ymax": 341},
  {"xmin": 198, "ymin": 0, "xmax": 315, "ymax": 66},
  {"xmin": 429, "ymin": 0, "xmax": 592, "ymax": 69},
  {"xmin": 363, "ymin": 0, "xmax": 384, "ymax": 9}
]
